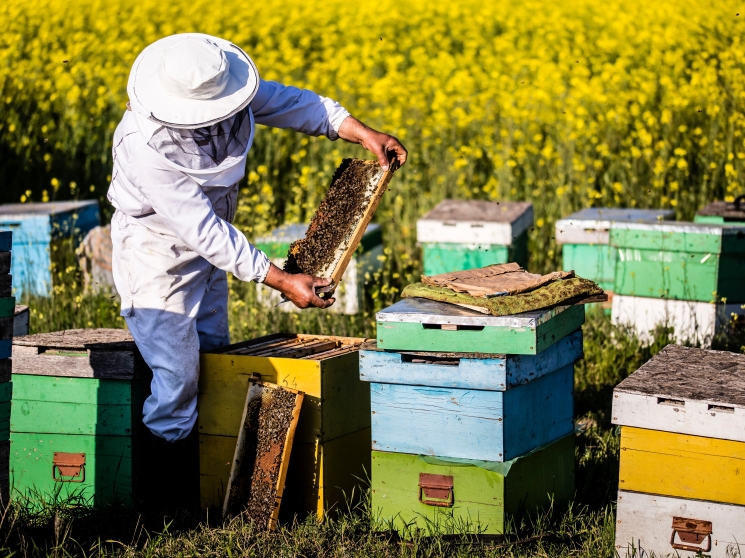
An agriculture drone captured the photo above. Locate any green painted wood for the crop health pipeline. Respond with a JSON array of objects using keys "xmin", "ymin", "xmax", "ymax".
[
  {"xmin": 11, "ymin": 374, "xmax": 132, "ymax": 405},
  {"xmin": 11, "ymin": 400, "xmax": 134, "ymax": 436},
  {"xmin": 562, "ymin": 244, "xmax": 616, "ymax": 287},
  {"xmin": 10, "ymin": 432, "xmax": 133, "ymax": 507},
  {"xmin": 614, "ymin": 249, "xmax": 745, "ymax": 302},
  {"xmin": 611, "ymin": 223, "xmax": 745, "ymax": 254},
  {"xmin": 371, "ymin": 434, "xmax": 574, "ymax": 535},
  {"xmin": 377, "ymin": 304, "xmax": 584, "ymax": 355},
  {"xmin": 0, "ymin": 401, "xmax": 9, "ymax": 423},
  {"xmin": 0, "ymin": 420, "xmax": 8, "ymax": 440},
  {"xmin": 0, "ymin": 298, "xmax": 15, "ymax": 318},
  {"xmin": 0, "ymin": 382, "xmax": 11, "ymax": 403},
  {"xmin": 421, "ymin": 231, "xmax": 529, "ymax": 276}
]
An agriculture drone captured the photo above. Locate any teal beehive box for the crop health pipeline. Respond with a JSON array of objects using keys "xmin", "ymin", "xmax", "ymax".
[
  {"xmin": 555, "ymin": 208, "xmax": 675, "ymax": 294},
  {"xmin": 417, "ymin": 200, "xmax": 533, "ymax": 275},
  {"xmin": 0, "ymin": 201, "xmax": 100, "ymax": 299}
]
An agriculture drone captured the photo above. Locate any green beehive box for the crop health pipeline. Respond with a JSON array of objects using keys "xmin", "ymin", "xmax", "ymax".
[
  {"xmin": 695, "ymin": 198, "xmax": 745, "ymax": 227},
  {"xmin": 10, "ymin": 329, "xmax": 150, "ymax": 507},
  {"xmin": 371, "ymin": 433, "xmax": 574, "ymax": 535},
  {"xmin": 417, "ymin": 200, "xmax": 533, "ymax": 275},
  {"xmin": 610, "ymin": 221, "xmax": 745, "ymax": 302}
]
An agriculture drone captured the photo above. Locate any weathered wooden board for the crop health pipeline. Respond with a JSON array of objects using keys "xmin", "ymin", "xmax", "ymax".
[
  {"xmin": 0, "ymin": 298, "xmax": 14, "ymax": 319},
  {"xmin": 555, "ymin": 208, "xmax": 675, "ymax": 245},
  {"xmin": 376, "ymin": 298, "xmax": 584, "ymax": 354},
  {"xmin": 0, "ymin": 253, "xmax": 9, "ymax": 276},
  {"xmin": 13, "ymin": 305, "xmax": 29, "ymax": 337},
  {"xmin": 615, "ymin": 490, "xmax": 745, "ymax": 558},
  {"xmin": 370, "ymin": 364, "xmax": 574, "ymax": 461},
  {"xmin": 0, "ymin": 232, "xmax": 11, "ymax": 252},
  {"xmin": 612, "ymin": 345, "xmax": 745, "ymax": 440},
  {"xmin": 10, "ymin": 431, "xmax": 133, "ymax": 507},
  {"xmin": 417, "ymin": 200, "xmax": 533, "ymax": 246},
  {"xmin": 611, "ymin": 295, "xmax": 745, "ymax": 346},
  {"xmin": 561, "ymin": 244, "xmax": 616, "ymax": 291},
  {"xmin": 371, "ymin": 433, "xmax": 574, "ymax": 535},
  {"xmin": 421, "ymin": 232, "xmax": 529, "ymax": 276},
  {"xmin": 619, "ymin": 426, "xmax": 745, "ymax": 505},
  {"xmin": 360, "ymin": 329, "xmax": 582, "ymax": 390},
  {"xmin": 613, "ymin": 247, "xmax": 745, "ymax": 302},
  {"xmin": 696, "ymin": 199, "xmax": 745, "ymax": 225}
]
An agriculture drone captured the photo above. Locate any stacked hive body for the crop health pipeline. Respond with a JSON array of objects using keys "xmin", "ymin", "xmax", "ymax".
[
  {"xmin": 0, "ymin": 201, "xmax": 99, "ymax": 299},
  {"xmin": 198, "ymin": 334, "xmax": 371, "ymax": 520},
  {"xmin": 362, "ymin": 297, "xmax": 583, "ymax": 534},
  {"xmin": 254, "ymin": 224, "xmax": 382, "ymax": 314},
  {"xmin": 555, "ymin": 208, "xmax": 674, "ymax": 303},
  {"xmin": 612, "ymin": 345, "xmax": 745, "ymax": 557},
  {"xmin": 695, "ymin": 198, "xmax": 745, "ymax": 226},
  {"xmin": 609, "ymin": 221, "xmax": 745, "ymax": 345},
  {"xmin": 417, "ymin": 200, "xmax": 533, "ymax": 275},
  {"xmin": 9, "ymin": 329, "xmax": 150, "ymax": 507},
  {"xmin": 0, "ymin": 231, "xmax": 13, "ymax": 505}
]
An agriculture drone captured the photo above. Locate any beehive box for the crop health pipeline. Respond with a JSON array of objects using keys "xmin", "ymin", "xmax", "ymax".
[
  {"xmin": 360, "ymin": 331, "xmax": 581, "ymax": 461},
  {"xmin": 0, "ymin": 201, "xmax": 99, "ymax": 298},
  {"xmin": 612, "ymin": 345, "xmax": 745, "ymax": 552},
  {"xmin": 695, "ymin": 198, "xmax": 745, "ymax": 227},
  {"xmin": 0, "ymin": 230, "xmax": 12, "ymax": 505},
  {"xmin": 610, "ymin": 221, "xmax": 745, "ymax": 302},
  {"xmin": 10, "ymin": 329, "xmax": 150, "ymax": 507},
  {"xmin": 371, "ymin": 433, "xmax": 574, "ymax": 536},
  {"xmin": 417, "ymin": 200, "xmax": 533, "ymax": 275},
  {"xmin": 611, "ymin": 295, "xmax": 745, "ymax": 346},
  {"xmin": 615, "ymin": 491, "xmax": 745, "ymax": 558},
  {"xmin": 254, "ymin": 223, "xmax": 382, "ymax": 314},
  {"xmin": 555, "ymin": 208, "xmax": 675, "ymax": 293},
  {"xmin": 376, "ymin": 297, "xmax": 584, "ymax": 355},
  {"xmin": 198, "ymin": 334, "xmax": 371, "ymax": 519}
]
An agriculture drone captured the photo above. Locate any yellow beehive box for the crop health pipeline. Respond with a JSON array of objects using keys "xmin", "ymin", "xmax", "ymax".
[{"xmin": 198, "ymin": 334, "xmax": 371, "ymax": 519}]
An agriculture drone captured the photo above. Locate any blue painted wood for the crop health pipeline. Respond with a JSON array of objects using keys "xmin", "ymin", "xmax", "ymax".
[
  {"xmin": 360, "ymin": 330, "xmax": 582, "ymax": 391},
  {"xmin": 0, "ymin": 340, "xmax": 10, "ymax": 360},
  {"xmin": 0, "ymin": 231, "xmax": 11, "ymax": 252},
  {"xmin": 10, "ymin": 243, "xmax": 51, "ymax": 299},
  {"xmin": 370, "ymin": 364, "xmax": 574, "ymax": 461}
]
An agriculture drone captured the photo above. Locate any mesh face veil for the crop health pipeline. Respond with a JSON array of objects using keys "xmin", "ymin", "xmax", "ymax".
[{"xmin": 147, "ymin": 108, "xmax": 251, "ymax": 170}]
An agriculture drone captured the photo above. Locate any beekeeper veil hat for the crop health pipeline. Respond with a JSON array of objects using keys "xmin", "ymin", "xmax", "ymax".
[{"xmin": 127, "ymin": 33, "xmax": 260, "ymax": 129}]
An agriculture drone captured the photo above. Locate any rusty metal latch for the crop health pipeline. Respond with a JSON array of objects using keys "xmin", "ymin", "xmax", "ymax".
[
  {"xmin": 670, "ymin": 516, "xmax": 712, "ymax": 553},
  {"xmin": 52, "ymin": 452, "xmax": 86, "ymax": 483},
  {"xmin": 419, "ymin": 473, "xmax": 454, "ymax": 507}
]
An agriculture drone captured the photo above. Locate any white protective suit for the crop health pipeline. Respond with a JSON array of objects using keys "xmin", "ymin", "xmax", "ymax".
[{"xmin": 107, "ymin": 80, "xmax": 350, "ymax": 441}]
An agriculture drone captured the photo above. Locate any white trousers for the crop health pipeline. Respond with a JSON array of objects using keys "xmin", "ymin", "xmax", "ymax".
[{"xmin": 110, "ymin": 210, "xmax": 230, "ymax": 442}]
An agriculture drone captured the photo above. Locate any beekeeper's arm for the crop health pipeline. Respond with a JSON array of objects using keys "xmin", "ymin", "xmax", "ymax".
[
  {"xmin": 252, "ymin": 80, "xmax": 407, "ymax": 168},
  {"xmin": 130, "ymin": 146, "xmax": 332, "ymax": 308}
]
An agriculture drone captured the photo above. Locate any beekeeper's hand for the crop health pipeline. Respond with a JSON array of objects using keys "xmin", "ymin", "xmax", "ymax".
[
  {"xmin": 263, "ymin": 263, "xmax": 335, "ymax": 309},
  {"xmin": 338, "ymin": 116, "xmax": 408, "ymax": 170}
]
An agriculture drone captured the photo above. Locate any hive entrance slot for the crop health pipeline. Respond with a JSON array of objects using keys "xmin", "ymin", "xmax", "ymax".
[
  {"xmin": 401, "ymin": 354, "xmax": 460, "ymax": 366},
  {"xmin": 657, "ymin": 397, "xmax": 685, "ymax": 407},
  {"xmin": 422, "ymin": 324, "xmax": 485, "ymax": 332},
  {"xmin": 707, "ymin": 404, "xmax": 735, "ymax": 413}
]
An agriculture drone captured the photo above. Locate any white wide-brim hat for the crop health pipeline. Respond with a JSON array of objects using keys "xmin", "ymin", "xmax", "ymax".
[{"xmin": 127, "ymin": 33, "xmax": 259, "ymax": 129}]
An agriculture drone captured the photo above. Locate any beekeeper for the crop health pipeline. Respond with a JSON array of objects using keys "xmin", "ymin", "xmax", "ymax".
[{"xmin": 107, "ymin": 33, "xmax": 407, "ymax": 506}]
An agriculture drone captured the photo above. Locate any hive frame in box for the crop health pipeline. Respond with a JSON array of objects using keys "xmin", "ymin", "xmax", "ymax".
[
  {"xmin": 615, "ymin": 491, "xmax": 745, "ymax": 558},
  {"xmin": 198, "ymin": 333, "xmax": 371, "ymax": 518},
  {"xmin": 611, "ymin": 295, "xmax": 745, "ymax": 347},
  {"xmin": 376, "ymin": 297, "xmax": 585, "ymax": 355}
]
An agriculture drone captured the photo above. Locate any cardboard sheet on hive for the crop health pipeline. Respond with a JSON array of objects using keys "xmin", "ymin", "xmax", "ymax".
[
  {"xmin": 223, "ymin": 380, "xmax": 303, "ymax": 530},
  {"xmin": 284, "ymin": 158, "xmax": 397, "ymax": 295}
]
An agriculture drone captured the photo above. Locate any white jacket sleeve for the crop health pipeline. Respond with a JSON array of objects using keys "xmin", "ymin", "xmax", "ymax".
[
  {"xmin": 251, "ymin": 80, "xmax": 350, "ymax": 140},
  {"xmin": 130, "ymin": 145, "xmax": 271, "ymax": 283}
]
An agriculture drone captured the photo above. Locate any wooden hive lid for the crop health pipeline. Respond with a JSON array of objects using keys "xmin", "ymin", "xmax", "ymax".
[
  {"xmin": 615, "ymin": 345, "xmax": 745, "ymax": 406},
  {"xmin": 697, "ymin": 199, "xmax": 745, "ymax": 220},
  {"xmin": 420, "ymin": 199, "xmax": 532, "ymax": 224},
  {"xmin": 0, "ymin": 200, "xmax": 98, "ymax": 218},
  {"xmin": 14, "ymin": 328, "xmax": 134, "ymax": 351}
]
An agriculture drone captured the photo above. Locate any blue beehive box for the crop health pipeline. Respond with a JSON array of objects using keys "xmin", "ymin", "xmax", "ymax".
[
  {"xmin": 0, "ymin": 201, "xmax": 100, "ymax": 299},
  {"xmin": 359, "ymin": 329, "xmax": 582, "ymax": 462}
]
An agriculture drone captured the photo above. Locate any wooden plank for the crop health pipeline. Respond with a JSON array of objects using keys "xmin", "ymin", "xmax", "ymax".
[
  {"xmin": 11, "ymin": 345, "xmax": 139, "ymax": 380},
  {"xmin": 13, "ymin": 328, "xmax": 134, "ymax": 350},
  {"xmin": 611, "ymin": 221, "xmax": 745, "ymax": 254},
  {"xmin": 611, "ymin": 295, "xmax": 745, "ymax": 347},
  {"xmin": 11, "ymin": 400, "xmax": 134, "ymax": 436},
  {"xmin": 619, "ymin": 426, "xmax": 745, "ymax": 505},
  {"xmin": 417, "ymin": 200, "xmax": 533, "ymax": 246},
  {"xmin": 360, "ymin": 329, "xmax": 582, "ymax": 390},
  {"xmin": 11, "ymin": 374, "xmax": 132, "ymax": 405},
  {"xmin": 697, "ymin": 199, "xmax": 745, "ymax": 221},
  {"xmin": 371, "ymin": 433, "xmax": 573, "ymax": 535},
  {"xmin": 370, "ymin": 364, "xmax": 574, "ymax": 461},
  {"xmin": 0, "ymin": 440, "xmax": 8, "ymax": 506},
  {"xmin": 320, "ymin": 351, "xmax": 370, "ymax": 442},
  {"xmin": 0, "ymin": 275, "xmax": 10, "ymax": 298},
  {"xmin": 0, "ymin": 252, "xmax": 9, "ymax": 275},
  {"xmin": 0, "ymin": 317, "xmax": 12, "ymax": 340},
  {"xmin": 0, "ymin": 298, "xmax": 14, "ymax": 319},
  {"xmin": 10, "ymin": 431, "xmax": 133, "ymax": 507},
  {"xmin": 615, "ymin": 490, "xmax": 745, "ymax": 558}
]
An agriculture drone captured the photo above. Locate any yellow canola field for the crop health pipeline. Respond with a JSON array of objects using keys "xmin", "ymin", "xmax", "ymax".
[{"xmin": 1, "ymin": 0, "xmax": 744, "ymax": 278}]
